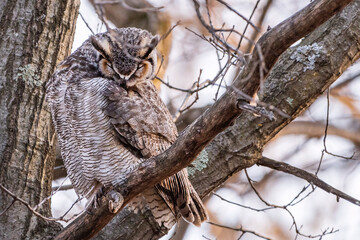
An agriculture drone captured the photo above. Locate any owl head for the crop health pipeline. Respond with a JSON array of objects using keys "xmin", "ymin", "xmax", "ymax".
[{"xmin": 90, "ymin": 28, "xmax": 159, "ymax": 87}]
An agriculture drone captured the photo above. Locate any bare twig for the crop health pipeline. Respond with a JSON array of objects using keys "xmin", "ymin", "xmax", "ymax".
[
  {"xmin": 174, "ymin": 70, "xmax": 203, "ymax": 120},
  {"xmin": 94, "ymin": 3, "xmax": 111, "ymax": 31},
  {"xmin": 155, "ymin": 62, "xmax": 230, "ymax": 95},
  {"xmin": 79, "ymin": 12, "xmax": 95, "ymax": 35},
  {"xmin": 322, "ymin": 89, "xmax": 354, "ymax": 159},
  {"xmin": 0, "ymin": 183, "xmax": 84, "ymax": 223},
  {"xmin": 207, "ymin": 221, "xmax": 270, "ymax": 240},
  {"xmin": 51, "ymin": 184, "xmax": 73, "ymax": 192},
  {"xmin": 245, "ymin": 169, "xmax": 339, "ymax": 238},
  {"xmin": 36, "ymin": 177, "xmax": 70, "ymax": 211},
  {"xmin": 213, "ymin": 192, "xmax": 273, "ymax": 212},
  {"xmin": 257, "ymin": 157, "xmax": 360, "ymax": 206},
  {"xmin": 237, "ymin": 0, "xmax": 261, "ymax": 50},
  {"xmin": 159, "ymin": 21, "xmax": 181, "ymax": 43},
  {"xmin": 0, "ymin": 184, "xmax": 59, "ymax": 221},
  {"xmin": 244, "ymin": 0, "xmax": 274, "ymax": 53},
  {"xmin": 230, "ymin": 85, "xmax": 290, "ymax": 118},
  {"xmin": 0, "ymin": 199, "xmax": 15, "ymax": 217},
  {"xmin": 192, "ymin": 0, "xmax": 245, "ymax": 58},
  {"xmin": 216, "ymin": 0, "xmax": 260, "ymax": 32}
]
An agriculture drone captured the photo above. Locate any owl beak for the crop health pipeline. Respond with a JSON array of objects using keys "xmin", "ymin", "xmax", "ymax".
[
  {"xmin": 125, "ymin": 77, "xmax": 137, "ymax": 88},
  {"xmin": 112, "ymin": 68, "xmax": 137, "ymax": 88},
  {"xmin": 112, "ymin": 74, "xmax": 126, "ymax": 86}
]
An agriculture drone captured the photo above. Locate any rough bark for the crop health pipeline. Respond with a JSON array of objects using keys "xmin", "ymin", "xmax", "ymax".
[
  {"xmin": 56, "ymin": 0, "xmax": 356, "ymax": 239},
  {"xmin": 0, "ymin": 0, "xmax": 80, "ymax": 239}
]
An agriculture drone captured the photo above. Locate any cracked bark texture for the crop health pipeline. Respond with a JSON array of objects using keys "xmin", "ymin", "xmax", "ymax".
[
  {"xmin": 92, "ymin": 0, "xmax": 360, "ymax": 239},
  {"xmin": 0, "ymin": 0, "xmax": 79, "ymax": 239}
]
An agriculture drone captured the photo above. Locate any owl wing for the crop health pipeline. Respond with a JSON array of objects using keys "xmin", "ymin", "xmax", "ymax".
[
  {"xmin": 104, "ymin": 81, "xmax": 177, "ymax": 158},
  {"xmin": 104, "ymin": 81, "xmax": 206, "ymax": 224}
]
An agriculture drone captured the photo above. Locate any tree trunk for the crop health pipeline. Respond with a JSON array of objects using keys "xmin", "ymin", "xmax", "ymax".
[{"xmin": 0, "ymin": 0, "xmax": 79, "ymax": 239}]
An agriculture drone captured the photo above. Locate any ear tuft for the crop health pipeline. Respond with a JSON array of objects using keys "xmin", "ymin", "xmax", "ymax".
[
  {"xmin": 150, "ymin": 35, "xmax": 159, "ymax": 48},
  {"xmin": 90, "ymin": 36, "xmax": 111, "ymax": 59}
]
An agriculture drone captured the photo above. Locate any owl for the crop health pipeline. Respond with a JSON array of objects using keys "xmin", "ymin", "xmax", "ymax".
[{"xmin": 46, "ymin": 27, "xmax": 208, "ymax": 228}]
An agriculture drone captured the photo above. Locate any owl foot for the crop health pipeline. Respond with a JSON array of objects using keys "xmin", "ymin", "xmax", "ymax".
[
  {"xmin": 93, "ymin": 186, "xmax": 105, "ymax": 208},
  {"xmin": 107, "ymin": 190, "xmax": 124, "ymax": 213},
  {"xmin": 85, "ymin": 184, "xmax": 105, "ymax": 212}
]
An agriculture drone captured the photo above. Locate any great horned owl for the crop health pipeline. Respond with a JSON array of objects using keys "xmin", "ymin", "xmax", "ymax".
[{"xmin": 46, "ymin": 27, "xmax": 208, "ymax": 227}]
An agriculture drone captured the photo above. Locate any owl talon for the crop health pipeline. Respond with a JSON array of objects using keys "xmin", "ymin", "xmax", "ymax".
[
  {"xmin": 107, "ymin": 190, "xmax": 124, "ymax": 213},
  {"xmin": 95, "ymin": 186, "xmax": 106, "ymax": 208}
]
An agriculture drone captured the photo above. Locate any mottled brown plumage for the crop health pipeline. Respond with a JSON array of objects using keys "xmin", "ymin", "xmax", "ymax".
[{"xmin": 46, "ymin": 27, "xmax": 207, "ymax": 227}]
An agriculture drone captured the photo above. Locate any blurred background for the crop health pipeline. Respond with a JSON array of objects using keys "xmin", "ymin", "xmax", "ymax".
[{"xmin": 52, "ymin": 0, "xmax": 360, "ymax": 239}]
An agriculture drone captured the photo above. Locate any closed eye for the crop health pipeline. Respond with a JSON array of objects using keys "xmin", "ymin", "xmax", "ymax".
[
  {"xmin": 137, "ymin": 64, "xmax": 144, "ymax": 71},
  {"xmin": 147, "ymin": 57, "xmax": 153, "ymax": 65}
]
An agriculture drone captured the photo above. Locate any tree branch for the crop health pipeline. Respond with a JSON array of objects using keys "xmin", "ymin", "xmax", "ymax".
[
  {"xmin": 55, "ymin": 0, "xmax": 354, "ymax": 239},
  {"xmin": 257, "ymin": 157, "xmax": 360, "ymax": 206}
]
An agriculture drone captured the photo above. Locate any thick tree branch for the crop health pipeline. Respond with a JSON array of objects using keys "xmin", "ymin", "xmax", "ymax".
[
  {"xmin": 56, "ymin": 0, "xmax": 354, "ymax": 239},
  {"xmin": 257, "ymin": 157, "xmax": 360, "ymax": 206}
]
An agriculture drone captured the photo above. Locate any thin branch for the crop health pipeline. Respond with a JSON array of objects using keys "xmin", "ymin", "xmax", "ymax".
[
  {"xmin": 207, "ymin": 222, "xmax": 270, "ymax": 240},
  {"xmin": 213, "ymin": 192, "xmax": 273, "ymax": 212},
  {"xmin": 0, "ymin": 183, "xmax": 84, "ymax": 223},
  {"xmin": 79, "ymin": 12, "xmax": 95, "ymax": 35},
  {"xmin": 36, "ymin": 177, "xmax": 70, "ymax": 211},
  {"xmin": 174, "ymin": 69, "xmax": 202, "ymax": 120},
  {"xmin": 230, "ymin": 85, "xmax": 290, "ymax": 118},
  {"xmin": 159, "ymin": 21, "xmax": 181, "ymax": 43},
  {"xmin": 0, "ymin": 183, "xmax": 59, "ymax": 221},
  {"xmin": 51, "ymin": 184, "xmax": 73, "ymax": 192},
  {"xmin": 257, "ymin": 157, "xmax": 360, "ymax": 206},
  {"xmin": 237, "ymin": 0, "xmax": 261, "ymax": 50},
  {"xmin": 94, "ymin": 4, "xmax": 111, "ymax": 32},
  {"xmin": 156, "ymin": 61, "xmax": 229, "ymax": 95},
  {"xmin": 0, "ymin": 199, "xmax": 15, "ymax": 217},
  {"xmin": 244, "ymin": 0, "xmax": 274, "ymax": 54},
  {"xmin": 216, "ymin": 0, "xmax": 260, "ymax": 32},
  {"xmin": 192, "ymin": 0, "xmax": 245, "ymax": 58},
  {"xmin": 245, "ymin": 170, "xmax": 339, "ymax": 239},
  {"xmin": 323, "ymin": 89, "xmax": 354, "ymax": 159}
]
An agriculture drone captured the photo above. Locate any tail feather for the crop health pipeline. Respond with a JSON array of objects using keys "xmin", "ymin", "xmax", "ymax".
[
  {"xmin": 188, "ymin": 186, "xmax": 208, "ymax": 226},
  {"xmin": 155, "ymin": 169, "xmax": 208, "ymax": 226}
]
